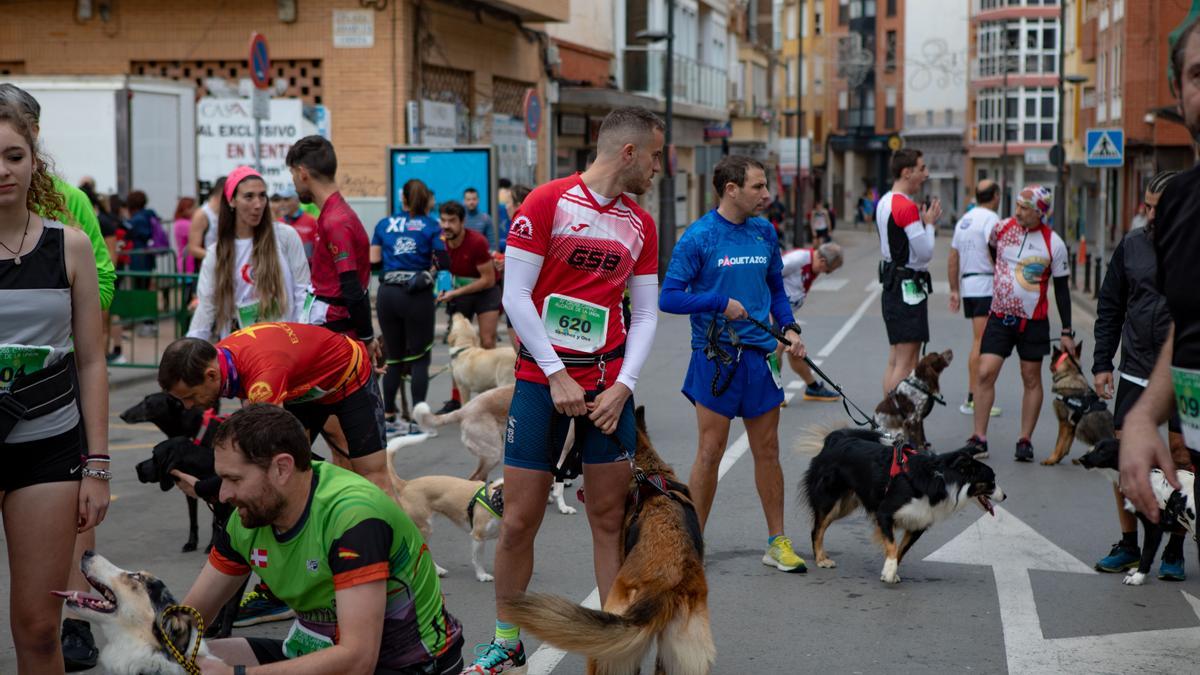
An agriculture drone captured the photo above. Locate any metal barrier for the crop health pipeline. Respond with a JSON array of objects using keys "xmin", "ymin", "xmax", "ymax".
[{"xmin": 109, "ymin": 248, "xmax": 196, "ymax": 369}]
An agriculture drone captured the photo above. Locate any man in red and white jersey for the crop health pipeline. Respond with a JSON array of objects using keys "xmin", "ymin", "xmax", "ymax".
[
  {"xmin": 778, "ymin": 242, "xmax": 843, "ymax": 401},
  {"xmin": 462, "ymin": 107, "xmax": 661, "ymax": 674},
  {"xmin": 876, "ymin": 148, "xmax": 942, "ymax": 395},
  {"xmin": 967, "ymin": 185, "xmax": 1075, "ymax": 462}
]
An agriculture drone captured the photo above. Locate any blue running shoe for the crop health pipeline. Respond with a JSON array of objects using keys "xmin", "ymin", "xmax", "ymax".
[
  {"xmin": 1095, "ymin": 542, "xmax": 1140, "ymax": 573},
  {"xmin": 1159, "ymin": 557, "xmax": 1186, "ymax": 581}
]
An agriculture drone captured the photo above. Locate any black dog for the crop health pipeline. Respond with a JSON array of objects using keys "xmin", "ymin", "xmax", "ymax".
[
  {"xmin": 798, "ymin": 427, "xmax": 1006, "ymax": 584},
  {"xmin": 122, "ymin": 393, "xmax": 220, "ymax": 553},
  {"xmin": 1079, "ymin": 438, "xmax": 1196, "ymax": 586}
]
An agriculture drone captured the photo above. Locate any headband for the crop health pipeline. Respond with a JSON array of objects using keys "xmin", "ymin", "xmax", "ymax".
[{"xmin": 224, "ymin": 166, "xmax": 264, "ymax": 203}]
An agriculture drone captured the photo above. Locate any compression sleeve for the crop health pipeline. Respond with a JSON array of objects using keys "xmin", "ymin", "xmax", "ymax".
[
  {"xmin": 1054, "ymin": 275, "xmax": 1072, "ymax": 332},
  {"xmin": 767, "ymin": 268, "xmax": 797, "ymax": 327},
  {"xmin": 615, "ymin": 278, "xmax": 659, "ymax": 392},
  {"xmin": 658, "ymin": 275, "xmax": 728, "ymax": 315},
  {"xmin": 338, "ymin": 270, "xmax": 375, "ymax": 341},
  {"xmin": 907, "ymin": 223, "xmax": 936, "ymax": 267},
  {"xmin": 501, "ymin": 253, "xmax": 564, "ymax": 377}
]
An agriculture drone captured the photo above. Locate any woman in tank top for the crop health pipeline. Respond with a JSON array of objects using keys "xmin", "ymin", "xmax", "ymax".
[
  {"xmin": 187, "ymin": 175, "xmax": 225, "ymax": 262},
  {"xmin": 187, "ymin": 166, "xmax": 310, "ymax": 341},
  {"xmin": 0, "ymin": 98, "xmax": 110, "ymax": 670}
]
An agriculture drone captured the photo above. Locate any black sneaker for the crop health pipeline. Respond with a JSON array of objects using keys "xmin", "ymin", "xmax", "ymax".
[
  {"xmin": 435, "ymin": 399, "xmax": 461, "ymax": 415},
  {"xmin": 1015, "ymin": 438, "xmax": 1034, "ymax": 462},
  {"xmin": 62, "ymin": 618, "xmax": 98, "ymax": 672},
  {"xmin": 966, "ymin": 435, "xmax": 989, "ymax": 459}
]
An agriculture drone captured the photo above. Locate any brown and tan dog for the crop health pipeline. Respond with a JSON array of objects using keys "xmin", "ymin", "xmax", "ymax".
[
  {"xmin": 500, "ymin": 407, "xmax": 715, "ymax": 675},
  {"xmin": 1044, "ymin": 342, "xmax": 1114, "ymax": 466},
  {"xmin": 873, "ymin": 349, "xmax": 954, "ymax": 447},
  {"xmin": 447, "ymin": 313, "xmax": 516, "ymax": 402}
]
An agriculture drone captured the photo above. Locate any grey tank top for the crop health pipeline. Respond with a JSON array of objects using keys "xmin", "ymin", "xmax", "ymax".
[{"xmin": 0, "ymin": 221, "xmax": 79, "ymax": 442}]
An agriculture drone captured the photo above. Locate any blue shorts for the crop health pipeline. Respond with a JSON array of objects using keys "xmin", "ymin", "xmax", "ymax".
[
  {"xmin": 682, "ymin": 348, "xmax": 784, "ymax": 420},
  {"xmin": 503, "ymin": 379, "xmax": 636, "ymax": 472}
]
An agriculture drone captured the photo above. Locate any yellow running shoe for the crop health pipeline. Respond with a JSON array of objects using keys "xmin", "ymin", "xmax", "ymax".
[{"xmin": 763, "ymin": 535, "xmax": 807, "ymax": 573}]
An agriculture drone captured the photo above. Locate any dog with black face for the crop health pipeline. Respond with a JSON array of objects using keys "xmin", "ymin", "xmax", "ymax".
[
  {"xmin": 874, "ymin": 349, "xmax": 954, "ymax": 447},
  {"xmin": 1079, "ymin": 439, "xmax": 1197, "ymax": 586},
  {"xmin": 53, "ymin": 551, "xmax": 223, "ymax": 675},
  {"xmin": 1045, "ymin": 343, "xmax": 1114, "ymax": 466},
  {"xmin": 798, "ymin": 427, "xmax": 1005, "ymax": 584}
]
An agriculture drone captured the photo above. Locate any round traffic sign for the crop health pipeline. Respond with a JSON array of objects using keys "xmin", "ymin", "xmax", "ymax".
[
  {"xmin": 523, "ymin": 89, "xmax": 542, "ymax": 140},
  {"xmin": 887, "ymin": 134, "xmax": 903, "ymax": 152},
  {"xmin": 249, "ymin": 32, "xmax": 271, "ymax": 90}
]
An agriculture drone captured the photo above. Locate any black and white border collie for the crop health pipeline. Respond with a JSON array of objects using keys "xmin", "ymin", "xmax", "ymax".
[{"xmin": 798, "ymin": 427, "xmax": 1005, "ymax": 584}]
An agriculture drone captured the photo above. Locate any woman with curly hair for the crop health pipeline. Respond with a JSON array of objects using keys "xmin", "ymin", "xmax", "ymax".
[
  {"xmin": 187, "ymin": 166, "xmax": 310, "ymax": 341},
  {"xmin": 0, "ymin": 97, "xmax": 110, "ymax": 671}
]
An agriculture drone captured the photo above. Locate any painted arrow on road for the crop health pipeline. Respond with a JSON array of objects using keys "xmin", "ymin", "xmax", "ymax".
[{"xmin": 925, "ymin": 507, "xmax": 1200, "ymax": 674}]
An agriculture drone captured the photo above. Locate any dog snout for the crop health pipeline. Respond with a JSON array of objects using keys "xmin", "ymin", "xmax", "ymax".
[
  {"xmin": 990, "ymin": 486, "xmax": 1006, "ymax": 503},
  {"xmin": 134, "ymin": 457, "xmax": 159, "ymax": 485}
]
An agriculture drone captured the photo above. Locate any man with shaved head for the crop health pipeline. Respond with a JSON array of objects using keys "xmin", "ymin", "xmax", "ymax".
[{"xmin": 949, "ymin": 180, "xmax": 1002, "ymax": 417}]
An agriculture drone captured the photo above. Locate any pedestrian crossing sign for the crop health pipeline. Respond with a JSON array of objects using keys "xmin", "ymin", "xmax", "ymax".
[{"xmin": 1085, "ymin": 128, "xmax": 1124, "ymax": 167}]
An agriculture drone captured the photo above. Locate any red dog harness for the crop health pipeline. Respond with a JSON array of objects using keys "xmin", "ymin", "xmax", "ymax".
[
  {"xmin": 192, "ymin": 409, "xmax": 226, "ymax": 446},
  {"xmin": 889, "ymin": 443, "xmax": 920, "ymax": 479}
]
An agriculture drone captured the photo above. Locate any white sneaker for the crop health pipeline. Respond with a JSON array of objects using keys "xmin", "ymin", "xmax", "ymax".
[{"xmin": 959, "ymin": 400, "xmax": 974, "ymax": 415}]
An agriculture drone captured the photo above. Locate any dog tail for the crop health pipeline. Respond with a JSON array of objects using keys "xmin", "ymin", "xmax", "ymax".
[
  {"xmin": 412, "ymin": 401, "xmax": 466, "ymax": 430},
  {"xmin": 500, "ymin": 592, "xmax": 674, "ymax": 663},
  {"xmin": 793, "ymin": 423, "xmax": 845, "ymax": 456}
]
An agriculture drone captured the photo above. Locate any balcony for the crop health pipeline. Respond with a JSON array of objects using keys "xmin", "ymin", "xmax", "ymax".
[
  {"xmin": 623, "ymin": 47, "xmax": 728, "ymax": 112},
  {"xmin": 473, "ymin": 0, "xmax": 568, "ymax": 22}
]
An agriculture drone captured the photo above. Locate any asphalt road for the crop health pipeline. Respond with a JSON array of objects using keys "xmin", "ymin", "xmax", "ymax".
[{"xmin": 3, "ymin": 225, "xmax": 1197, "ymax": 674}]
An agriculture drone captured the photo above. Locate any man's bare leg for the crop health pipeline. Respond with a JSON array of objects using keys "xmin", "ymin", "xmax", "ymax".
[{"xmin": 689, "ymin": 403, "xmax": 734, "ymax": 530}]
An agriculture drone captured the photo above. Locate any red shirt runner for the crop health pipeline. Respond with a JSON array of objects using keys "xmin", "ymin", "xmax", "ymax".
[
  {"xmin": 447, "ymin": 228, "xmax": 492, "ymax": 279},
  {"xmin": 284, "ymin": 211, "xmax": 319, "ymax": 259},
  {"xmin": 217, "ymin": 322, "xmax": 370, "ymax": 405},
  {"xmin": 310, "ymin": 192, "xmax": 371, "ymax": 335}
]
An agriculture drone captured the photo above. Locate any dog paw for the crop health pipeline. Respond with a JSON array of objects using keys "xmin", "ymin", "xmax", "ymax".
[
  {"xmin": 880, "ymin": 571, "xmax": 902, "ymax": 584},
  {"xmin": 1071, "ymin": 458, "xmax": 1081, "ymax": 465},
  {"xmin": 880, "ymin": 559, "xmax": 900, "ymax": 584},
  {"xmin": 476, "ymin": 572, "xmax": 495, "ymax": 582},
  {"xmin": 1123, "ymin": 572, "xmax": 1147, "ymax": 586},
  {"xmin": 816, "ymin": 558, "xmax": 837, "ymax": 569},
  {"xmin": 1040, "ymin": 458, "xmax": 1060, "ymax": 466},
  {"xmin": 557, "ymin": 504, "xmax": 577, "ymax": 515},
  {"xmin": 435, "ymin": 563, "xmax": 448, "ymax": 578},
  {"xmin": 181, "ymin": 542, "xmax": 198, "ymax": 553}
]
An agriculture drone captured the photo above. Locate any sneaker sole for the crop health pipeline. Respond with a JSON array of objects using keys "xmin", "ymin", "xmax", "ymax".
[
  {"xmin": 803, "ymin": 394, "xmax": 841, "ymax": 402},
  {"xmin": 1095, "ymin": 562, "xmax": 1140, "ymax": 573},
  {"xmin": 1015, "ymin": 456, "xmax": 1034, "ymax": 463},
  {"xmin": 233, "ymin": 609, "xmax": 296, "ymax": 627},
  {"xmin": 762, "ymin": 554, "xmax": 807, "ymax": 573},
  {"xmin": 1159, "ymin": 574, "xmax": 1186, "ymax": 581}
]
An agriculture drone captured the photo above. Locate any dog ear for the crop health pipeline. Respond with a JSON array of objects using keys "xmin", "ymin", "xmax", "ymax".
[
  {"xmin": 1074, "ymin": 339, "xmax": 1084, "ymax": 359},
  {"xmin": 634, "ymin": 405, "xmax": 647, "ymax": 432},
  {"xmin": 155, "ymin": 607, "xmax": 197, "ymax": 658}
]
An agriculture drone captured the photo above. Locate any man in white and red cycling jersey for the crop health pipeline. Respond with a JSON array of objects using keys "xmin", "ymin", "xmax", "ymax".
[
  {"xmin": 967, "ymin": 185, "xmax": 1076, "ymax": 462},
  {"xmin": 461, "ymin": 107, "xmax": 661, "ymax": 674}
]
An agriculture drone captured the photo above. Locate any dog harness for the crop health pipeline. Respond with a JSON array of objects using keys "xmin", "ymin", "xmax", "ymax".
[
  {"xmin": 889, "ymin": 442, "xmax": 921, "ymax": 479},
  {"xmin": 623, "ymin": 471, "xmax": 704, "ymax": 559},
  {"xmin": 898, "ymin": 375, "xmax": 946, "ymax": 418},
  {"xmin": 192, "ymin": 408, "xmax": 227, "ymax": 446},
  {"xmin": 1055, "ymin": 389, "xmax": 1108, "ymax": 426},
  {"xmin": 466, "ymin": 483, "xmax": 504, "ymax": 527}
]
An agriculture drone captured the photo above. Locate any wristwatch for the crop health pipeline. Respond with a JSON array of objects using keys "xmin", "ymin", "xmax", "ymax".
[
  {"xmin": 782, "ymin": 322, "xmax": 803, "ymax": 336},
  {"xmin": 1061, "ymin": 328, "xmax": 1076, "ymax": 338},
  {"xmin": 233, "ymin": 666, "xmax": 247, "ymax": 675}
]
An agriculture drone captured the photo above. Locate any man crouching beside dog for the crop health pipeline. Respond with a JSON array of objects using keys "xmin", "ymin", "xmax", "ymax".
[{"xmin": 182, "ymin": 404, "xmax": 465, "ymax": 674}]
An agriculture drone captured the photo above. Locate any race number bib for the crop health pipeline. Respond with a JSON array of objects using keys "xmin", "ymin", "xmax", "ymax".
[
  {"xmin": 1172, "ymin": 366, "xmax": 1200, "ymax": 449},
  {"xmin": 0, "ymin": 344, "xmax": 54, "ymax": 391},
  {"xmin": 236, "ymin": 301, "xmax": 260, "ymax": 330},
  {"xmin": 767, "ymin": 352, "xmax": 783, "ymax": 390},
  {"xmin": 901, "ymin": 279, "xmax": 927, "ymax": 306},
  {"xmin": 542, "ymin": 294, "xmax": 609, "ymax": 354},
  {"xmin": 282, "ymin": 620, "xmax": 335, "ymax": 659}
]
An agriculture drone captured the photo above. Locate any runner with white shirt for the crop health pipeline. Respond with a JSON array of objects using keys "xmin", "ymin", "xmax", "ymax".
[
  {"xmin": 877, "ymin": 148, "xmax": 941, "ymax": 395},
  {"xmin": 777, "ymin": 243, "xmax": 843, "ymax": 401},
  {"xmin": 949, "ymin": 180, "xmax": 1002, "ymax": 417},
  {"xmin": 462, "ymin": 107, "xmax": 661, "ymax": 675}
]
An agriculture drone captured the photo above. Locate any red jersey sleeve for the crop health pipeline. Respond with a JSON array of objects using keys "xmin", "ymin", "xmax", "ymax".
[
  {"xmin": 631, "ymin": 205, "xmax": 659, "ymax": 278},
  {"xmin": 505, "ymin": 184, "xmax": 558, "ymax": 258},
  {"xmin": 892, "ymin": 196, "xmax": 922, "ymax": 231}
]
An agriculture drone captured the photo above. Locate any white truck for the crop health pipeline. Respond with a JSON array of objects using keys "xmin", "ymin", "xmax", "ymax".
[{"xmin": 6, "ymin": 75, "xmax": 196, "ymax": 212}]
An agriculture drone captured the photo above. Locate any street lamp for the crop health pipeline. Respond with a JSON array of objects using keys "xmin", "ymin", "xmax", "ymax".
[{"xmin": 636, "ymin": 0, "xmax": 676, "ymax": 276}]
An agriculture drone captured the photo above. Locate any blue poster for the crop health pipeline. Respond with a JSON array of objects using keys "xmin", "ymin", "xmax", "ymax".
[{"xmin": 388, "ymin": 146, "xmax": 493, "ymax": 216}]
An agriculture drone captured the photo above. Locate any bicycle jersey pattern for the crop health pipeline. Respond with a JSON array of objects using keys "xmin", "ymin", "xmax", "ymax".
[
  {"xmin": 987, "ymin": 218, "xmax": 1068, "ymax": 320},
  {"xmin": 876, "ymin": 191, "xmax": 932, "ymax": 270},
  {"xmin": 781, "ymin": 247, "xmax": 817, "ymax": 308},
  {"xmin": 209, "ymin": 462, "xmax": 460, "ymax": 669},
  {"xmin": 217, "ymin": 322, "xmax": 369, "ymax": 405}
]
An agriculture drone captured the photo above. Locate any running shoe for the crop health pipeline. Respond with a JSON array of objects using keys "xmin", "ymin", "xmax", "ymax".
[
  {"xmin": 436, "ymin": 399, "xmax": 462, "ymax": 415},
  {"xmin": 966, "ymin": 435, "xmax": 989, "ymax": 459},
  {"xmin": 461, "ymin": 640, "xmax": 527, "ymax": 674},
  {"xmin": 762, "ymin": 536, "xmax": 807, "ymax": 573},
  {"xmin": 62, "ymin": 618, "xmax": 98, "ymax": 672},
  {"xmin": 233, "ymin": 586, "xmax": 295, "ymax": 627},
  {"xmin": 106, "ymin": 351, "xmax": 126, "ymax": 365},
  {"xmin": 1015, "ymin": 438, "xmax": 1035, "ymax": 463},
  {"xmin": 1095, "ymin": 542, "xmax": 1141, "ymax": 572},
  {"xmin": 385, "ymin": 419, "xmax": 423, "ymax": 437},
  {"xmin": 1159, "ymin": 557, "xmax": 1186, "ymax": 581},
  {"xmin": 803, "ymin": 382, "xmax": 841, "ymax": 402},
  {"xmin": 959, "ymin": 400, "xmax": 1002, "ymax": 416}
]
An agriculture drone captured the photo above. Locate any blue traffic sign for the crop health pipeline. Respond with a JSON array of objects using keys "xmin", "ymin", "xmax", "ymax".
[
  {"xmin": 249, "ymin": 33, "xmax": 271, "ymax": 90},
  {"xmin": 523, "ymin": 89, "xmax": 542, "ymax": 140},
  {"xmin": 1085, "ymin": 128, "xmax": 1124, "ymax": 167}
]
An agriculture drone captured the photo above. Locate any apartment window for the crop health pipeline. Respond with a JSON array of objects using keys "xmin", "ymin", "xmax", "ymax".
[
  {"xmin": 1097, "ymin": 51, "xmax": 1106, "ymax": 96},
  {"xmin": 813, "ymin": 54, "xmax": 825, "ymax": 94},
  {"xmin": 978, "ymin": 17, "xmax": 1059, "ymax": 76},
  {"xmin": 753, "ymin": 63, "xmax": 769, "ymax": 110},
  {"xmin": 814, "ymin": 1, "xmax": 823, "ymax": 35},
  {"xmin": 885, "ymin": 87, "xmax": 897, "ymax": 129},
  {"xmin": 887, "ymin": 0, "xmax": 896, "ymax": 17},
  {"xmin": 787, "ymin": 59, "xmax": 797, "ymax": 97},
  {"xmin": 838, "ymin": 90, "xmax": 849, "ymax": 128},
  {"xmin": 976, "ymin": 85, "xmax": 1057, "ymax": 144},
  {"xmin": 839, "ymin": 0, "xmax": 848, "ymax": 25},
  {"xmin": 786, "ymin": 3, "xmax": 797, "ymax": 40},
  {"xmin": 885, "ymin": 31, "xmax": 897, "ymax": 71},
  {"xmin": 1112, "ymin": 44, "xmax": 1121, "ymax": 92},
  {"xmin": 772, "ymin": 0, "xmax": 783, "ymax": 49}
]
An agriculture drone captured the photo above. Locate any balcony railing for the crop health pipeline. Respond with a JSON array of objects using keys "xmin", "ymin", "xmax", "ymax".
[{"xmin": 623, "ymin": 47, "xmax": 728, "ymax": 111}]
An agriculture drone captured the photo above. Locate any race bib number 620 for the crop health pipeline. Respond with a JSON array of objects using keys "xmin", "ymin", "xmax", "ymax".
[{"xmin": 542, "ymin": 294, "xmax": 609, "ymax": 354}]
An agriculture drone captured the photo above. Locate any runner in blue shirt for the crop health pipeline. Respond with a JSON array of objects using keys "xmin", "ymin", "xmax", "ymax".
[
  {"xmin": 660, "ymin": 155, "xmax": 809, "ymax": 573},
  {"xmin": 369, "ymin": 179, "xmax": 449, "ymax": 435}
]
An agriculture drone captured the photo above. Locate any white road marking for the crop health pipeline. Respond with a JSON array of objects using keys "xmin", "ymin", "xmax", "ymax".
[
  {"xmin": 811, "ymin": 278, "xmax": 849, "ymax": 291},
  {"xmin": 527, "ymin": 288, "xmax": 876, "ymax": 674}
]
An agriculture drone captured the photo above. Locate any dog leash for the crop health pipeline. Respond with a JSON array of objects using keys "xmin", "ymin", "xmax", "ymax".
[
  {"xmin": 157, "ymin": 603, "xmax": 205, "ymax": 675},
  {"xmin": 743, "ymin": 316, "xmax": 880, "ymax": 430}
]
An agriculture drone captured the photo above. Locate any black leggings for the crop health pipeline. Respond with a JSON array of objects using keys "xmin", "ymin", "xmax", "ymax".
[{"xmin": 377, "ymin": 283, "xmax": 436, "ymax": 415}]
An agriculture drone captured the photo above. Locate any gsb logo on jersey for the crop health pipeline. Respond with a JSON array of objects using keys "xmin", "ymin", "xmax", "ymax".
[{"xmin": 567, "ymin": 246, "xmax": 621, "ymax": 272}]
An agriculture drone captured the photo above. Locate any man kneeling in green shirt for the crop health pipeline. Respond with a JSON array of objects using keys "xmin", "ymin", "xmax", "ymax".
[{"xmin": 184, "ymin": 404, "xmax": 464, "ymax": 675}]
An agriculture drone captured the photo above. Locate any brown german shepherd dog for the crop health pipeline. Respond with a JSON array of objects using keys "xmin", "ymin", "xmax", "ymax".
[
  {"xmin": 499, "ymin": 407, "xmax": 714, "ymax": 675},
  {"xmin": 1044, "ymin": 341, "xmax": 1115, "ymax": 466}
]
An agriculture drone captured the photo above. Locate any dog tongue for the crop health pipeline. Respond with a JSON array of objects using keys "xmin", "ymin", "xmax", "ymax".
[
  {"xmin": 979, "ymin": 496, "xmax": 995, "ymax": 517},
  {"xmin": 50, "ymin": 590, "xmax": 105, "ymax": 603}
]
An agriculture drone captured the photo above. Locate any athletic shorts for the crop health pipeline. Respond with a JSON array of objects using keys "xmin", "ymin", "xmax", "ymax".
[
  {"xmin": 0, "ymin": 423, "xmax": 83, "ymax": 493},
  {"xmin": 287, "ymin": 372, "xmax": 386, "ymax": 459},
  {"xmin": 980, "ymin": 315, "xmax": 1050, "ymax": 361},
  {"xmin": 504, "ymin": 379, "xmax": 636, "ymax": 472},
  {"xmin": 880, "ymin": 282, "xmax": 930, "ymax": 345},
  {"xmin": 963, "ymin": 296, "xmax": 992, "ymax": 319},
  {"xmin": 1114, "ymin": 376, "xmax": 1182, "ymax": 433},
  {"xmin": 682, "ymin": 348, "xmax": 784, "ymax": 420},
  {"xmin": 378, "ymin": 283, "xmax": 436, "ymax": 362},
  {"xmin": 246, "ymin": 635, "xmax": 464, "ymax": 674},
  {"xmin": 446, "ymin": 284, "xmax": 502, "ymax": 321}
]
